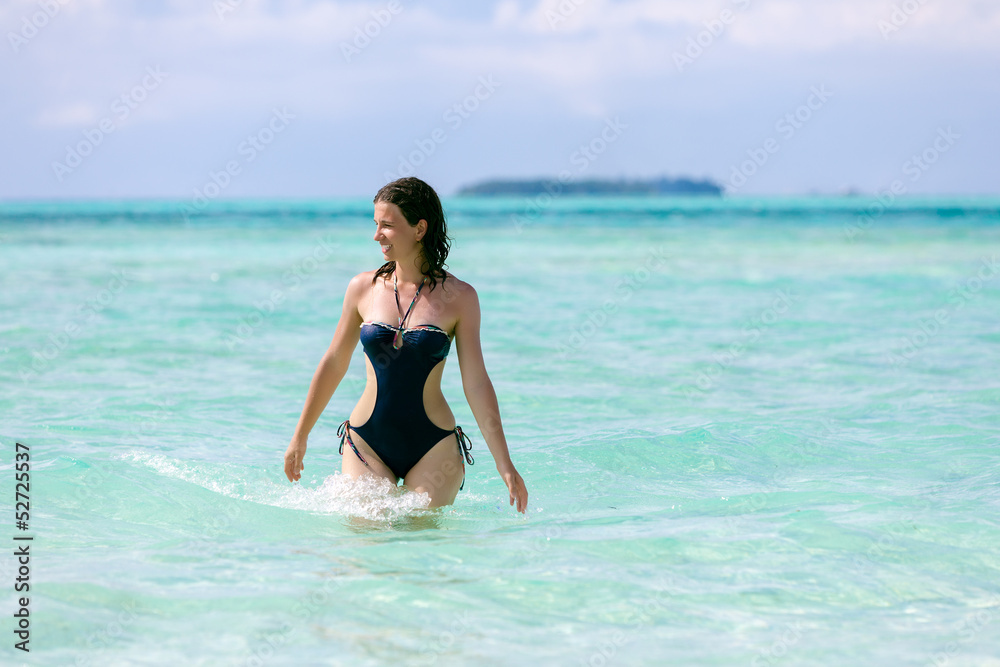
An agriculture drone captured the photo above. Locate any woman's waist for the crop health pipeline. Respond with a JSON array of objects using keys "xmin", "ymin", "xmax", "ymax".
[{"xmin": 350, "ymin": 383, "xmax": 455, "ymax": 428}]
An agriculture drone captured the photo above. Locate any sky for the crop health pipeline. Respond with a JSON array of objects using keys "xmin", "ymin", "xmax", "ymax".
[{"xmin": 2, "ymin": 0, "xmax": 998, "ymax": 200}]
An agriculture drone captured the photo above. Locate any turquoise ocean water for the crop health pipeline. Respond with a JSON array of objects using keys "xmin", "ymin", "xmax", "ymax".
[{"xmin": 2, "ymin": 196, "xmax": 999, "ymax": 666}]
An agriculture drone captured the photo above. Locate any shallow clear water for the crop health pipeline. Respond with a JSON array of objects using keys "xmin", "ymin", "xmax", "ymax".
[{"xmin": 2, "ymin": 196, "xmax": 1000, "ymax": 666}]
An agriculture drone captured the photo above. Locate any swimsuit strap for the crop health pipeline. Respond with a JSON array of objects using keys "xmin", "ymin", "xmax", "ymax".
[
  {"xmin": 455, "ymin": 426, "xmax": 474, "ymax": 491},
  {"xmin": 454, "ymin": 426, "xmax": 475, "ymax": 465},
  {"xmin": 337, "ymin": 419, "xmax": 369, "ymax": 468},
  {"xmin": 393, "ymin": 273, "xmax": 425, "ymax": 330},
  {"xmin": 340, "ymin": 418, "xmax": 474, "ymax": 489},
  {"xmin": 392, "ymin": 273, "xmax": 426, "ymax": 349}
]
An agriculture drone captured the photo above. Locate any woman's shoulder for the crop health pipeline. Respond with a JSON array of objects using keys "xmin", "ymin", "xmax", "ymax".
[
  {"xmin": 440, "ymin": 272, "xmax": 479, "ymax": 306},
  {"xmin": 344, "ymin": 270, "xmax": 378, "ymax": 298},
  {"xmin": 350, "ymin": 269, "xmax": 378, "ymax": 281}
]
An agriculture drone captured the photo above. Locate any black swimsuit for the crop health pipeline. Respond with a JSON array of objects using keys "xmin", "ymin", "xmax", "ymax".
[{"xmin": 338, "ymin": 276, "xmax": 474, "ymax": 483}]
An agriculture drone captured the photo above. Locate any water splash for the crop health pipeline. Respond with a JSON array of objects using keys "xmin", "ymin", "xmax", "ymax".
[
  {"xmin": 259, "ymin": 473, "xmax": 433, "ymax": 521},
  {"xmin": 120, "ymin": 449, "xmax": 432, "ymax": 521}
]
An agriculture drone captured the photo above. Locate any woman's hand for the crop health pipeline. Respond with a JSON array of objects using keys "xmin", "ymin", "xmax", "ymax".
[
  {"xmin": 498, "ymin": 464, "xmax": 528, "ymax": 513},
  {"xmin": 284, "ymin": 438, "xmax": 307, "ymax": 483}
]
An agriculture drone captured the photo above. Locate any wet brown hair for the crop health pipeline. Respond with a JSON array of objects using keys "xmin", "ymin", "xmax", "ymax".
[{"xmin": 372, "ymin": 177, "xmax": 451, "ymax": 291}]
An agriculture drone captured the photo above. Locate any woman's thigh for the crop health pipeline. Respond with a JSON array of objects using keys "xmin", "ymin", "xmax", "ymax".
[
  {"xmin": 403, "ymin": 435, "xmax": 465, "ymax": 507},
  {"xmin": 340, "ymin": 429, "xmax": 398, "ymax": 484}
]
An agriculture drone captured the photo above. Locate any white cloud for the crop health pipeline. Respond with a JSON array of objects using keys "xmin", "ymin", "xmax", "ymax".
[
  {"xmin": 9, "ymin": 0, "xmax": 998, "ymax": 130},
  {"xmin": 514, "ymin": 0, "xmax": 1000, "ymax": 50},
  {"xmin": 725, "ymin": 0, "xmax": 1000, "ymax": 51},
  {"xmin": 521, "ymin": 0, "xmax": 713, "ymax": 34},
  {"xmin": 36, "ymin": 102, "xmax": 100, "ymax": 127},
  {"xmin": 4, "ymin": 0, "xmax": 999, "ymax": 198},
  {"xmin": 492, "ymin": 0, "xmax": 521, "ymax": 28}
]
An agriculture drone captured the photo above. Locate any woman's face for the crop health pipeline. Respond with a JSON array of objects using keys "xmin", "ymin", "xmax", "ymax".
[{"xmin": 373, "ymin": 201, "xmax": 424, "ymax": 262}]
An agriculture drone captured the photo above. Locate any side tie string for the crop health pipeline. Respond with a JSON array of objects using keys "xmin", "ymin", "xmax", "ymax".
[
  {"xmin": 454, "ymin": 425, "xmax": 475, "ymax": 466},
  {"xmin": 337, "ymin": 419, "xmax": 369, "ymax": 468}
]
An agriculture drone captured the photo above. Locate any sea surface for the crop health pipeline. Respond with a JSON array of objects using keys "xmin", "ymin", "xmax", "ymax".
[{"xmin": 1, "ymin": 196, "xmax": 999, "ymax": 666}]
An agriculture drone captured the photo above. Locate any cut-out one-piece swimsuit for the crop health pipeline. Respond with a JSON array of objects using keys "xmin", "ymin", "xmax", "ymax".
[{"xmin": 338, "ymin": 275, "xmax": 474, "ymax": 484}]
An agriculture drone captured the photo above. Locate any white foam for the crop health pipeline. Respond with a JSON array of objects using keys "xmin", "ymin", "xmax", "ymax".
[
  {"xmin": 120, "ymin": 449, "xmax": 435, "ymax": 521},
  {"xmin": 258, "ymin": 472, "xmax": 432, "ymax": 521}
]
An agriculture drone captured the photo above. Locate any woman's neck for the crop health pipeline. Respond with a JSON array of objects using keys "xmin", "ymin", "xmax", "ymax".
[{"xmin": 393, "ymin": 254, "xmax": 427, "ymax": 286}]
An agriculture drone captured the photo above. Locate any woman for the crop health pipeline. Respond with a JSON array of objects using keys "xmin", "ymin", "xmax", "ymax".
[{"xmin": 283, "ymin": 177, "xmax": 528, "ymax": 513}]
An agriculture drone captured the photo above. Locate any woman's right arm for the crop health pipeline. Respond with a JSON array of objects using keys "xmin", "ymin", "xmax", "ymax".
[{"xmin": 284, "ymin": 274, "xmax": 366, "ymax": 482}]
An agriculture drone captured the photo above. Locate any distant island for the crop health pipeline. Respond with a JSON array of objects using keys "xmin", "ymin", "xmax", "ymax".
[{"xmin": 456, "ymin": 176, "xmax": 723, "ymax": 197}]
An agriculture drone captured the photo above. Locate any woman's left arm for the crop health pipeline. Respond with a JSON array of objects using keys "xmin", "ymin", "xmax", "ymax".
[{"xmin": 454, "ymin": 283, "xmax": 528, "ymax": 513}]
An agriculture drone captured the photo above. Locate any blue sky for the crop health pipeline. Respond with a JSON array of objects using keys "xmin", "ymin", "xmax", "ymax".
[{"xmin": 2, "ymin": 0, "xmax": 998, "ymax": 199}]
